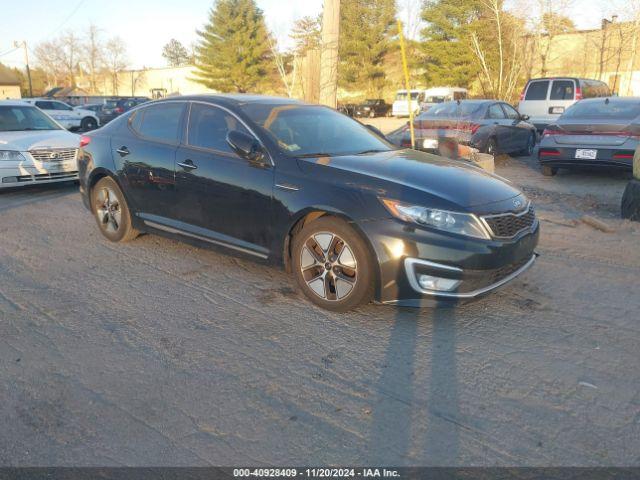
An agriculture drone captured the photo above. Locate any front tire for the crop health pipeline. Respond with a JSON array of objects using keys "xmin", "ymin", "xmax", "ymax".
[
  {"xmin": 81, "ymin": 117, "xmax": 98, "ymax": 131},
  {"xmin": 91, "ymin": 177, "xmax": 139, "ymax": 242},
  {"xmin": 292, "ymin": 217, "xmax": 374, "ymax": 312}
]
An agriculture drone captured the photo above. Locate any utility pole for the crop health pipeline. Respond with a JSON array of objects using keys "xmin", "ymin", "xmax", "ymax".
[
  {"xmin": 14, "ymin": 40, "xmax": 33, "ymax": 97},
  {"xmin": 319, "ymin": 0, "xmax": 340, "ymax": 108}
]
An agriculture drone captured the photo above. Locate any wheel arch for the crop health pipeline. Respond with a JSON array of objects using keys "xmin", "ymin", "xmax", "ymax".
[{"xmin": 86, "ymin": 169, "xmax": 129, "ymax": 213}]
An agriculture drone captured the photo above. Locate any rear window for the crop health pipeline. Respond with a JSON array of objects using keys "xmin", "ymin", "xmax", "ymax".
[
  {"xmin": 563, "ymin": 100, "xmax": 640, "ymax": 119},
  {"xmin": 550, "ymin": 80, "xmax": 575, "ymax": 100},
  {"xmin": 421, "ymin": 102, "xmax": 482, "ymax": 118},
  {"xmin": 132, "ymin": 102, "xmax": 185, "ymax": 143},
  {"xmin": 525, "ymin": 81, "xmax": 549, "ymax": 100}
]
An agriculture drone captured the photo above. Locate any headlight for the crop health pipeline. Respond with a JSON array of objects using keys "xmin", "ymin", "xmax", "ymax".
[
  {"xmin": 0, "ymin": 151, "xmax": 26, "ymax": 161},
  {"xmin": 380, "ymin": 198, "xmax": 492, "ymax": 240}
]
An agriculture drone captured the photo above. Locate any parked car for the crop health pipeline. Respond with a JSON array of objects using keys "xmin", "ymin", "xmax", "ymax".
[
  {"xmin": 387, "ymin": 100, "xmax": 537, "ymax": 157},
  {"xmin": 392, "ymin": 89, "xmax": 424, "ymax": 117},
  {"xmin": 419, "ymin": 87, "xmax": 468, "ymax": 112},
  {"xmin": 78, "ymin": 95, "xmax": 538, "ymax": 312},
  {"xmin": 22, "ymin": 98, "xmax": 100, "ymax": 131},
  {"xmin": 76, "ymin": 103, "xmax": 105, "ymax": 114},
  {"xmin": 538, "ymin": 97, "xmax": 640, "ymax": 176},
  {"xmin": 518, "ymin": 77, "xmax": 611, "ymax": 132},
  {"xmin": 353, "ymin": 99, "xmax": 392, "ymax": 118},
  {"xmin": 99, "ymin": 97, "xmax": 150, "ymax": 124},
  {"xmin": 0, "ymin": 100, "xmax": 79, "ymax": 188}
]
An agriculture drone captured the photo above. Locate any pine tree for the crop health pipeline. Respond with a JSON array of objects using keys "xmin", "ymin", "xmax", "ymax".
[
  {"xmin": 162, "ymin": 39, "xmax": 190, "ymax": 67},
  {"xmin": 194, "ymin": 0, "xmax": 273, "ymax": 93},
  {"xmin": 421, "ymin": 0, "xmax": 482, "ymax": 88},
  {"xmin": 338, "ymin": 0, "xmax": 396, "ymax": 96},
  {"xmin": 290, "ymin": 15, "xmax": 322, "ymax": 56}
]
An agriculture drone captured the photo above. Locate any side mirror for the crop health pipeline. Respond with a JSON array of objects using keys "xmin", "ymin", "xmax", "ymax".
[
  {"xmin": 226, "ymin": 130, "xmax": 266, "ymax": 164},
  {"xmin": 520, "ymin": 114, "xmax": 530, "ymax": 121}
]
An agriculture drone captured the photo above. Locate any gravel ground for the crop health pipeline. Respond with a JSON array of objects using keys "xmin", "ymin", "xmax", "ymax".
[{"xmin": 1, "ymin": 128, "xmax": 639, "ymax": 466}]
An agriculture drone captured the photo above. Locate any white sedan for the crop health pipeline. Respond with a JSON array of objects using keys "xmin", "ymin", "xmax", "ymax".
[
  {"xmin": 0, "ymin": 100, "xmax": 80, "ymax": 189},
  {"xmin": 21, "ymin": 98, "xmax": 100, "ymax": 131}
]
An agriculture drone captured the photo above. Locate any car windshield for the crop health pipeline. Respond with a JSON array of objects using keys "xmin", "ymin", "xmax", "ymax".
[
  {"xmin": 395, "ymin": 92, "xmax": 419, "ymax": 101},
  {"xmin": 364, "ymin": 99, "xmax": 378, "ymax": 105},
  {"xmin": 241, "ymin": 103, "xmax": 396, "ymax": 157},
  {"xmin": 419, "ymin": 102, "xmax": 483, "ymax": 119},
  {"xmin": 0, "ymin": 105, "xmax": 61, "ymax": 131},
  {"xmin": 563, "ymin": 100, "xmax": 640, "ymax": 119}
]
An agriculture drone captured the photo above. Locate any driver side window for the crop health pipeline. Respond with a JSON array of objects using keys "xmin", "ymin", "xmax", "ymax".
[{"xmin": 187, "ymin": 103, "xmax": 252, "ymax": 155}]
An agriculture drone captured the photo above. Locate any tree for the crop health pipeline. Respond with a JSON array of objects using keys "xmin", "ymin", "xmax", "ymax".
[
  {"xmin": 338, "ymin": 0, "xmax": 396, "ymax": 95},
  {"xmin": 162, "ymin": 38, "xmax": 190, "ymax": 67},
  {"xmin": 290, "ymin": 15, "xmax": 322, "ymax": 55},
  {"xmin": 194, "ymin": 0, "xmax": 273, "ymax": 93},
  {"xmin": 104, "ymin": 37, "xmax": 128, "ymax": 95},
  {"xmin": 420, "ymin": 0, "xmax": 483, "ymax": 88},
  {"xmin": 469, "ymin": 0, "xmax": 525, "ymax": 100},
  {"xmin": 33, "ymin": 40, "xmax": 66, "ymax": 86},
  {"xmin": 59, "ymin": 31, "xmax": 81, "ymax": 87},
  {"xmin": 85, "ymin": 24, "xmax": 104, "ymax": 93}
]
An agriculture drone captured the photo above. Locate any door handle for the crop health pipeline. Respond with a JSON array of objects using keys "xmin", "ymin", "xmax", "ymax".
[
  {"xmin": 178, "ymin": 159, "xmax": 197, "ymax": 170},
  {"xmin": 116, "ymin": 146, "xmax": 129, "ymax": 157}
]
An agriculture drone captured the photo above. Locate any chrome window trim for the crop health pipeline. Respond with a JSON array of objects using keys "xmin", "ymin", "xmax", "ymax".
[
  {"xmin": 185, "ymin": 100, "xmax": 274, "ymax": 167},
  {"xmin": 404, "ymin": 254, "xmax": 537, "ymax": 299}
]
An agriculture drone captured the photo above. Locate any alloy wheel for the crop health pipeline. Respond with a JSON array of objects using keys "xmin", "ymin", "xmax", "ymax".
[
  {"xmin": 95, "ymin": 187, "xmax": 122, "ymax": 234},
  {"xmin": 299, "ymin": 232, "xmax": 358, "ymax": 301}
]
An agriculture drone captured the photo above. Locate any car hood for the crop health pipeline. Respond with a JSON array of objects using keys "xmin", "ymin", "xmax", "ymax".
[
  {"xmin": 298, "ymin": 149, "xmax": 521, "ymax": 209},
  {"xmin": 0, "ymin": 130, "xmax": 80, "ymax": 152}
]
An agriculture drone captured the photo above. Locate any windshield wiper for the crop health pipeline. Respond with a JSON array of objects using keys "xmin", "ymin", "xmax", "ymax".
[{"xmin": 355, "ymin": 149, "xmax": 389, "ymax": 155}]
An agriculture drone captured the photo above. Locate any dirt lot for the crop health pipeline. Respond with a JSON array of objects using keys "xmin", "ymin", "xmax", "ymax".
[{"xmin": 1, "ymin": 121, "xmax": 639, "ymax": 466}]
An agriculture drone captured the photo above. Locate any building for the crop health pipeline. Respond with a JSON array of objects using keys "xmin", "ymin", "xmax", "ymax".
[
  {"xmin": 0, "ymin": 68, "xmax": 21, "ymax": 99},
  {"xmin": 524, "ymin": 17, "xmax": 640, "ymax": 96}
]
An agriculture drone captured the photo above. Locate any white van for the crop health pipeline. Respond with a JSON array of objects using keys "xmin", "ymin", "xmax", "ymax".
[
  {"xmin": 419, "ymin": 87, "xmax": 468, "ymax": 112},
  {"xmin": 392, "ymin": 90, "xmax": 424, "ymax": 117},
  {"xmin": 518, "ymin": 77, "xmax": 611, "ymax": 131}
]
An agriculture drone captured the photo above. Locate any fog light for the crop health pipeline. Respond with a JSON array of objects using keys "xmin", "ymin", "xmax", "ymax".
[{"xmin": 418, "ymin": 275, "xmax": 461, "ymax": 292}]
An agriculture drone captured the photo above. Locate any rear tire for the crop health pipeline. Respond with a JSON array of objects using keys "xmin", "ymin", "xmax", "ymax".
[
  {"xmin": 91, "ymin": 177, "xmax": 139, "ymax": 242},
  {"xmin": 485, "ymin": 137, "xmax": 498, "ymax": 157},
  {"xmin": 541, "ymin": 165, "xmax": 558, "ymax": 177},
  {"xmin": 292, "ymin": 216, "xmax": 374, "ymax": 312},
  {"xmin": 518, "ymin": 132, "xmax": 536, "ymax": 157}
]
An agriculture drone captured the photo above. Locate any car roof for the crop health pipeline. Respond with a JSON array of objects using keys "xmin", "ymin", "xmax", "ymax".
[
  {"xmin": 170, "ymin": 94, "xmax": 306, "ymax": 108},
  {"xmin": 0, "ymin": 100, "xmax": 32, "ymax": 107},
  {"xmin": 574, "ymin": 96, "xmax": 640, "ymax": 103}
]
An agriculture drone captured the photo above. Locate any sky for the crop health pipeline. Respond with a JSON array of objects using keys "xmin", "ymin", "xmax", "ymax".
[{"xmin": 0, "ymin": 0, "xmax": 622, "ymax": 71}]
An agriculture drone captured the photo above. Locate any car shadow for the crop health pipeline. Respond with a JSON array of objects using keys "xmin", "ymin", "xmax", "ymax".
[
  {"xmin": 367, "ymin": 267, "xmax": 460, "ymax": 465},
  {"xmin": 0, "ymin": 181, "xmax": 78, "ymax": 212}
]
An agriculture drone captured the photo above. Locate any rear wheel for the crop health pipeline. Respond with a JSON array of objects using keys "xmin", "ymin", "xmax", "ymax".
[
  {"xmin": 541, "ymin": 165, "xmax": 558, "ymax": 177},
  {"xmin": 91, "ymin": 177, "xmax": 139, "ymax": 242},
  {"xmin": 292, "ymin": 217, "xmax": 374, "ymax": 312},
  {"xmin": 485, "ymin": 137, "xmax": 498, "ymax": 157}
]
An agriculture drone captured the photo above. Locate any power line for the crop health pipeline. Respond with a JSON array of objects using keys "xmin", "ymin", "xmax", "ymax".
[
  {"xmin": 43, "ymin": 0, "xmax": 87, "ymax": 39},
  {"xmin": 0, "ymin": 46, "xmax": 20, "ymax": 58}
]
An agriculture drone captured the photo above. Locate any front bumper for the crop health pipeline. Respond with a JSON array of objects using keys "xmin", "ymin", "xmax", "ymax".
[
  {"xmin": 360, "ymin": 217, "xmax": 540, "ymax": 307},
  {"xmin": 0, "ymin": 159, "xmax": 78, "ymax": 189}
]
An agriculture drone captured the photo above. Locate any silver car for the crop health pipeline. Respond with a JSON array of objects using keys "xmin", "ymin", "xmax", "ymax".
[{"xmin": 538, "ymin": 97, "xmax": 639, "ymax": 176}]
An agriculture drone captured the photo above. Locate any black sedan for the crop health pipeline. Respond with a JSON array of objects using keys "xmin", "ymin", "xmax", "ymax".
[
  {"xmin": 77, "ymin": 95, "xmax": 539, "ymax": 311},
  {"xmin": 388, "ymin": 100, "xmax": 537, "ymax": 157},
  {"xmin": 353, "ymin": 99, "xmax": 392, "ymax": 118},
  {"xmin": 538, "ymin": 97, "xmax": 640, "ymax": 176}
]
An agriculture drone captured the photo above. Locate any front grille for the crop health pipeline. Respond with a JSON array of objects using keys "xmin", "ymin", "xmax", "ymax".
[
  {"xmin": 15, "ymin": 171, "xmax": 78, "ymax": 182},
  {"xmin": 483, "ymin": 205, "xmax": 536, "ymax": 239},
  {"xmin": 29, "ymin": 148, "xmax": 78, "ymax": 162}
]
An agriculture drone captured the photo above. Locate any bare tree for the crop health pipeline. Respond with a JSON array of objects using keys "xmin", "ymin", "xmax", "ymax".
[
  {"xmin": 85, "ymin": 24, "xmax": 104, "ymax": 94},
  {"xmin": 268, "ymin": 35, "xmax": 295, "ymax": 97},
  {"xmin": 104, "ymin": 37, "xmax": 128, "ymax": 95},
  {"xmin": 470, "ymin": 0, "xmax": 524, "ymax": 101},
  {"xmin": 59, "ymin": 31, "xmax": 81, "ymax": 87},
  {"xmin": 398, "ymin": 0, "xmax": 422, "ymax": 40},
  {"xmin": 33, "ymin": 40, "xmax": 66, "ymax": 87}
]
